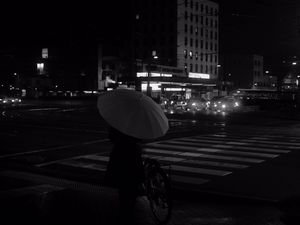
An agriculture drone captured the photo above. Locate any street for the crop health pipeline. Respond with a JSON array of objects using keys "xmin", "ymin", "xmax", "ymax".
[{"xmin": 1, "ymin": 99, "xmax": 300, "ymax": 224}]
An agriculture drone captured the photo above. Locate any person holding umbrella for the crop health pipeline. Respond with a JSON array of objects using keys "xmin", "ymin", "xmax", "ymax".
[{"xmin": 97, "ymin": 88, "xmax": 169, "ymax": 225}]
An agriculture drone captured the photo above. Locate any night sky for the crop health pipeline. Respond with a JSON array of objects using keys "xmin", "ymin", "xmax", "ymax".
[{"xmin": 0, "ymin": 0, "xmax": 299, "ymax": 62}]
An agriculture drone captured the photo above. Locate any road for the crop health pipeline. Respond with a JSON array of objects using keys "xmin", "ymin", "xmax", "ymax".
[{"xmin": 1, "ymin": 99, "xmax": 300, "ymax": 224}]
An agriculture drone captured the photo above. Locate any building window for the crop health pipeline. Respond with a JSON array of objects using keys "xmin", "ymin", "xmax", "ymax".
[
  {"xmin": 210, "ymin": 42, "xmax": 213, "ymax": 51},
  {"xmin": 210, "ymin": 18, "xmax": 213, "ymax": 27},
  {"xmin": 210, "ymin": 31, "xmax": 213, "ymax": 39},
  {"xmin": 195, "ymin": 27, "xmax": 198, "ymax": 34},
  {"xmin": 201, "ymin": 16, "xmax": 203, "ymax": 25},
  {"xmin": 184, "ymin": 49, "xmax": 187, "ymax": 58},
  {"xmin": 195, "ymin": 64, "xmax": 198, "ymax": 72},
  {"xmin": 196, "ymin": 15, "xmax": 198, "ymax": 23},
  {"xmin": 185, "ymin": 11, "xmax": 188, "ymax": 20},
  {"xmin": 201, "ymin": 28, "xmax": 203, "ymax": 36},
  {"xmin": 189, "ymin": 51, "xmax": 193, "ymax": 59},
  {"xmin": 201, "ymin": 64, "xmax": 203, "ymax": 72},
  {"xmin": 184, "ymin": 24, "xmax": 187, "ymax": 33},
  {"xmin": 205, "ymin": 65, "xmax": 208, "ymax": 73},
  {"xmin": 206, "ymin": 5, "xmax": 208, "ymax": 14},
  {"xmin": 215, "ymin": 20, "xmax": 218, "ymax": 28},
  {"xmin": 200, "ymin": 53, "xmax": 203, "ymax": 61},
  {"xmin": 190, "ymin": 38, "xmax": 193, "ymax": 47},
  {"xmin": 196, "ymin": 2, "xmax": 199, "ymax": 11},
  {"xmin": 215, "ymin": 32, "xmax": 218, "ymax": 40},
  {"xmin": 195, "ymin": 39, "xmax": 198, "ymax": 47},
  {"xmin": 185, "ymin": 37, "xmax": 188, "ymax": 46},
  {"xmin": 190, "ymin": 25, "xmax": 193, "ymax": 34},
  {"xmin": 206, "ymin": 18, "xmax": 208, "ymax": 26},
  {"xmin": 201, "ymin": 4, "xmax": 204, "ymax": 12},
  {"xmin": 184, "ymin": 63, "xmax": 188, "ymax": 73},
  {"xmin": 190, "ymin": 0, "xmax": 193, "ymax": 9},
  {"xmin": 201, "ymin": 40, "xmax": 203, "ymax": 48},
  {"xmin": 185, "ymin": 0, "xmax": 188, "ymax": 7},
  {"xmin": 215, "ymin": 44, "xmax": 218, "ymax": 52},
  {"xmin": 190, "ymin": 64, "xmax": 193, "ymax": 72},
  {"xmin": 190, "ymin": 13, "xmax": 193, "ymax": 22},
  {"xmin": 195, "ymin": 52, "xmax": 198, "ymax": 60},
  {"xmin": 205, "ymin": 41, "xmax": 208, "ymax": 49}
]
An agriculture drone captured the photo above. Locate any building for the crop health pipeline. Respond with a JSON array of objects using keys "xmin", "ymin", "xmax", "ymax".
[
  {"xmin": 220, "ymin": 54, "xmax": 276, "ymax": 92},
  {"xmin": 100, "ymin": 0, "xmax": 219, "ymax": 100}
]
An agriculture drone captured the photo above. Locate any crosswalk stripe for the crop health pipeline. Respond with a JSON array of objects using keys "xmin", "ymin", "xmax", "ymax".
[
  {"xmin": 79, "ymin": 155, "xmax": 109, "ymax": 162},
  {"xmin": 203, "ymin": 135, "xmax": 300, "ymax": 148},
  {"xmin": 80, "ymin": 154, "xmax": 248, "ymax": 170},
  {"xmin": 171, "ymin": 175, "xmax": 209, "ymax": 185},
  {"xmin": 186, "ymin": 136, "xmax": 298, "ymax": 148},
  {"xmin": 209, "ymin": 134, "xmax": 300, "ymax": 145},
  {"xmin": 170, "ymin": 165, "xmax": 231, "ymax": 176},
  {"xmin": 58, "ymin": 160, "xmax": 106, "ymax": 171},
  {"xmin": 176, "ymin": 138, "xmax": 290, "ymax": 153},
  {"xmin": 144, "ymin": 148, "xmax": 265, "ymax": 163},
  {"xmin": 64, "ymin": 154, "xmax": 232, "ymax": 176},
  {"xmin": 149, "ymin": 142, "xmax": 279, "ymax": 158}
]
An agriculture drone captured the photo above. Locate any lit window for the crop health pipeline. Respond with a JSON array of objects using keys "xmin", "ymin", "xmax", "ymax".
[
  {"xmin": 189, "ymin": 51, "xmax": 193, "ymax": 59},
  {"xmin": 195, "ymin": 52, "xmax": 198, "ymax": 60}
]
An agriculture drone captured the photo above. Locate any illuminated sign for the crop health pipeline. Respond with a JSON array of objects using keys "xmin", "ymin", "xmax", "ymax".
[
  {"xmin": 42, "ymin": 48, "xmax": 48, "ymax": 59},
  {"xmin": 137, "ymin": 72, "xmax": 172, "ymax": 77},
  {"xmin": 141, "ymin": 83, "xmax": 161, "ymax": 91},
  {"xmin": 165, "ymin": 88, "xmax": 186, "ymax": 91},
  {"xmin": 188, "ymin": 72, "xmax": 210, "ymax": 79}
]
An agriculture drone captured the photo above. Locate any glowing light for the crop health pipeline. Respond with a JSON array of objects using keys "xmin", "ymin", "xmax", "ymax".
[
  {"xmin": 165, "ymin": 88, "xmax": 186, "ymax": 91},
  {"xmin": 137, "ymin": 72, "xmax": 172, "ymax": 77},
  {"xmin": 141, "ymin": 83, "xmax": 161, "ymax": 91},
  {"xmin": 292, "ymin": 62, "xmax": 297, "ymax": 65},
  {"xmin": 188, "ymin": 73, "xmax": 210, "ymax": 79},
  {"xmin": 37, "ymin": 63, "xmax": 44, "ymax": 70}
]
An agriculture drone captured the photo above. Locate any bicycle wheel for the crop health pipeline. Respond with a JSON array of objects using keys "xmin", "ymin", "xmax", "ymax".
[{"xmin": 146, "ymin": 167, "xmax": 172, "ymax": 224}]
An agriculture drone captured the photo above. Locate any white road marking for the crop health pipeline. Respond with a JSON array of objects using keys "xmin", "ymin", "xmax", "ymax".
[
  {"xmin": 177, "ymin": 138, "xmax": 290, "ymax": 153},
  {"xmin": 144, "ymin": 148, "xmax": 265, "ymax": 163},
  {"xmin": 147, "ymin": 142, "xmax": 279, "ymax": 158}
]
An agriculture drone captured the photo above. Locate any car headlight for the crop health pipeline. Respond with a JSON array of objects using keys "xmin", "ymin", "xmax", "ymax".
[
  {"xmin": 234, "ymin": 102, "xmax": 239, "ymax": 107},
  {"xmin": 222, "ymin": 104, "xmax": 226, "ymax": 108}
]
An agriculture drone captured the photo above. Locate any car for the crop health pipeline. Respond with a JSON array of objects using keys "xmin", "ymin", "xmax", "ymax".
[
  {"xmin": 208, "ymin": 96, "xmax": 240, "ymax": 112},
  {"xmin": 186, "ymin": 98, "xmax": 207, "ymax": 112},
  {"xmin": 0, "ymin": 95, "xmax": 22, "ymax": 105}
]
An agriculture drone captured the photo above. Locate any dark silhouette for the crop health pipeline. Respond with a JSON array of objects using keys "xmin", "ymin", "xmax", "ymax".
[{"xmin": 105, "ymin": 126, "xmax": 145, "ymax": 225}]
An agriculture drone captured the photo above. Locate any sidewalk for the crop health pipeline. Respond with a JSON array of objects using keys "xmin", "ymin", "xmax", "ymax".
[{"xmin": 0, "ymin": 169, "xmax": 286, "ymax": 225}]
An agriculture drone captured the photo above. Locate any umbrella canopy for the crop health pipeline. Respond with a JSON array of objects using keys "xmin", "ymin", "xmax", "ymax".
[{"xmin": 97, "ymin": 89, "xmax": 169, "ymax": 140}]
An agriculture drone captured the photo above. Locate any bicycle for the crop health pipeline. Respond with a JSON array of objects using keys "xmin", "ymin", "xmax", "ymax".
[{"xmin": 141, "ymin": 157, "xmax": 172, "ymax": 225}]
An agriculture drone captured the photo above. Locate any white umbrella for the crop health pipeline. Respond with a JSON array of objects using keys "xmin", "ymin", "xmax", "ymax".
[{"xmin": 97, "ymin": 89, "xmax": 169, "ymax": 140}]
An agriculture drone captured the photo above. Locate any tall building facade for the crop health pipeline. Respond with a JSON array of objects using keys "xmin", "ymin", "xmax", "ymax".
[
  {"xmin": 126, "ymin": 0, "xmax": 219, "ymax": 99},
  {"xmin": 177, "ymin": 0, "xmax": 219, "ymax": 79}
]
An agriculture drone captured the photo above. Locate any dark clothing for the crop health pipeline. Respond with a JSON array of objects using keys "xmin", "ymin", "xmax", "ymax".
[
  {"xmin": 104, "ymin": 127, "xmax": 145, "ymax": 225},
  {"xmin": 105, "ymin": 142, "xmax": 145, "ymax": 188}
]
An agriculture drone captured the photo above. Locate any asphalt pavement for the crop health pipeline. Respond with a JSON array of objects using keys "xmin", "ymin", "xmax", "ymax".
[{"xmin": 1, "ymin": 100, "xmax": 300, "ymax": 224}]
